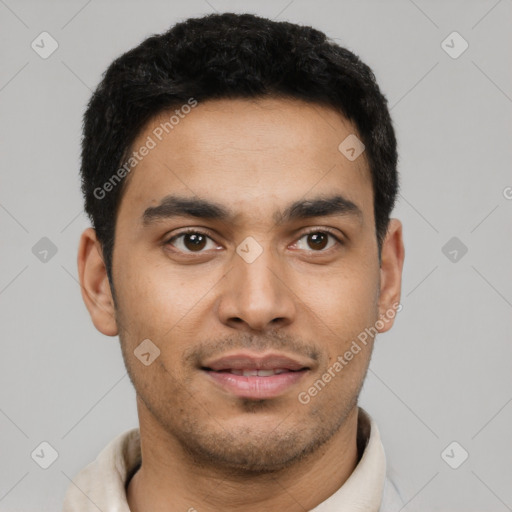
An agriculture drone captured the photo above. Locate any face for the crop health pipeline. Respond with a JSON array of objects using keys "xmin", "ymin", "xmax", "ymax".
[{"xmin": 78, "ymin": 96, "xmax": 404, "ymax": 473}]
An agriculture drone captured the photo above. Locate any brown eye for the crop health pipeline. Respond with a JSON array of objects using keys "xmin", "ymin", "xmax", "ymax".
[
  {"xmin": 182, "ymin": 233, "xmax": 207, "ymax": 251},
  {"xmin": 307, "ymin": 232, "xmax": 328, "ymax": 250},
  {"xmin": 166, "ymin": 231, "xmax": 216, "ymax": 253},
  {"xmin": 294, "ymin": 230, "xmax": 340, "ymax": 252}
]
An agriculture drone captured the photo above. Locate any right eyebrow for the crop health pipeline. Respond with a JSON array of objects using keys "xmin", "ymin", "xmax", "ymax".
[{"xmin": 142, "ymin": 196, "xmax": 231, "ymax": 227}]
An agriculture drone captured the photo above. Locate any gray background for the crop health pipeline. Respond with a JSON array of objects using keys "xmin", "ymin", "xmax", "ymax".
[{"xmin": 1, "ymin": 0, "xmax": 511, "ymax": 511}]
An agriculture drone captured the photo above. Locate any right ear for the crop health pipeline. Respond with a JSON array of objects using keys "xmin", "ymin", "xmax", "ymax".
[{"xmin": 77, "ymin": 227, "xmax": 118, "ymax": 336}]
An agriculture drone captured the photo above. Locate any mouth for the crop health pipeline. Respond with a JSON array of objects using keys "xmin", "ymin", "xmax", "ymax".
[{"xmin": 200, "ymin": 352, "xmax": 311, "ymax": 400}]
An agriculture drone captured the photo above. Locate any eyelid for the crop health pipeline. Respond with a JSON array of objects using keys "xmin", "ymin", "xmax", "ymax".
[
  {"xmin": 164, "ymin": 228, "xmax": 220, "ymax": 250},
  {"xmin": 164, "ymin": 226, "xmax": 345, "ymax": 253},
  {"xmin": 292, "ymin": 227, "xmax": 345, "ymax": 252},
  {"xmin": 297, "ymin": 226, "xmax": 345, "ymax": 243}
]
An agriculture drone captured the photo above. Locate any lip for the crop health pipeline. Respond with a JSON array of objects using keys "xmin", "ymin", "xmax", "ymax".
[
  {"xmin": 201, "ymin": 351, "xmax": 311, "ymax": 400},
  {"xmin": 202, "ymin": 352, "xmax": 311, "ymax": 371}
]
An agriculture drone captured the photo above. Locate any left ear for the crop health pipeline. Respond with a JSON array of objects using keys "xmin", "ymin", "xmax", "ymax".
[{"xmin": 377, "ymin": 218, "xmax": 405, "ymax": 333}]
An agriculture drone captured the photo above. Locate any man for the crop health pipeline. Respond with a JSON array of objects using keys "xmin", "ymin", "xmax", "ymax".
[{"xmin": 64, "ymin": 11, "xmax": 405, "ymax": 511}]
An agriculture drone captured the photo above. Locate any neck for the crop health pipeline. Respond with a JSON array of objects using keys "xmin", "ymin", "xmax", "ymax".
[{"xmin": 127, "ymin": 401, "xmax": 361, "ymax": 512}]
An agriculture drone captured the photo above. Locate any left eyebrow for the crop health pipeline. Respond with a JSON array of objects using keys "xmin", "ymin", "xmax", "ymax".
[
  {"xmin": 141, "ymin": 194, "xmax": 363, "ymax": 227},
  {"xmin": 275, "ymin": 195, "xmax": 363, "ymax": 225}
]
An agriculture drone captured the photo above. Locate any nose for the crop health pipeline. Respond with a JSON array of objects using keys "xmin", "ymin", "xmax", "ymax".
[{"xmin": 216, "ymin": 243, "xmax": 296, "ymax": 332}]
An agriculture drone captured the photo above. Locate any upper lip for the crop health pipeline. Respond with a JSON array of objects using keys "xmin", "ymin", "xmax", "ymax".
[{"xmin": 202, "ymin": 352, "xmax": 311, "ymax": 371}]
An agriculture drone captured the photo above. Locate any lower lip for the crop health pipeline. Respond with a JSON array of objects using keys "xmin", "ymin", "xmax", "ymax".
[{"xmin": 203, "ymin": 370, "xmax": 308, "ymax": 399}]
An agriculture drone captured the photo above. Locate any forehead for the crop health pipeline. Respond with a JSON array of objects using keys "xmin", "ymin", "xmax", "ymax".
[{"xmin": 116, "ymin": 97, "xmax": 373, "ymax": 227}]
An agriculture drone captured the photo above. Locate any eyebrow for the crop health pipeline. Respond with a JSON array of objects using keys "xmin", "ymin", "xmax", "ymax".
[{"xmin": 141, "ymin": 194, "xmax": 363, "ymax": 227}]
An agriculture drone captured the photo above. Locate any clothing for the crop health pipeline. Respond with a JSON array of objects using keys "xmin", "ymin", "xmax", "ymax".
[{"xmin": 62, "ymin": 407, "xmax": 406, "ymax": 511}]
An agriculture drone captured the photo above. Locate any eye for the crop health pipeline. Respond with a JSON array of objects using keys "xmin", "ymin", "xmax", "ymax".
[
  {"xmin": 165, "ymin": 230, "xmax": 218, "ymax": 253},
  {"xmin": 164, "ymin": 228, "xmax": 343, "ymax": 255},
  {"xmin": 293, "ymin": 230, "xmax": 342, "ymax": 252}
]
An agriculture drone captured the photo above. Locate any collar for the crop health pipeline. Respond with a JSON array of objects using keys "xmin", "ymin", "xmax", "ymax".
[{"xmin": 62, "ymin": 406, "xmax": 403, "ymax": 511}]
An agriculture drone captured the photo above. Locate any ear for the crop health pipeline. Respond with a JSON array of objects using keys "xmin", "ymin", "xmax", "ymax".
[
  {"xmin": 77, "ymin": 227, "xmax": 118, "ymax": 336},
  {"xmin": 376, "ymin": 219, "xmax": 405, "ymax": 334}
]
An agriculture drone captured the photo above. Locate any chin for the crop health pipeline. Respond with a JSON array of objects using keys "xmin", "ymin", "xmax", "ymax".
[{"xmin": 175, "ymin": 414, "xmax": 331, "ymax": 474}]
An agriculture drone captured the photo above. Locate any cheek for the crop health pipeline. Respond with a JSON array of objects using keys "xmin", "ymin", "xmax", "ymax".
[
  {"xmin": 294, "ymin": 261, "xmax": 379, "ymax": 343},
  {"xmin": 114, "ymin": 257, "xmax": 220, "ymax": 373},
  {"xmin": 115, "ymin": 253, "xmax": 188, "ymax": 324}
]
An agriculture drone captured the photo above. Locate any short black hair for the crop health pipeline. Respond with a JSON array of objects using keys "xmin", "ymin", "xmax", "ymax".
[{"xmin": 80, "ymin": 12, "xmax": 398, "ymax": 289}]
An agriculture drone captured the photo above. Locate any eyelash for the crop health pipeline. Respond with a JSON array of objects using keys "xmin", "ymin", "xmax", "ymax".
[{"xmin": 164, "ymin": 227, "xmax": 344, "ymax": 254}]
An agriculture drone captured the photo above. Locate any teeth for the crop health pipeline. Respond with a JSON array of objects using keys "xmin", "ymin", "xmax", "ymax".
[
  {"xmin": 226, "ymin": 369, "xmax": 290, "ymax": 376},
  {"xmin": 253, "ymin": 370, "xmax": 275, "ymax": 377}
]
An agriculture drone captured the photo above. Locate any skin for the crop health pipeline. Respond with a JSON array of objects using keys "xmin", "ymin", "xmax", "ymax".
[{"xmin": 77, "ymin": 96, "xmax": 404, "ymax": 512}]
